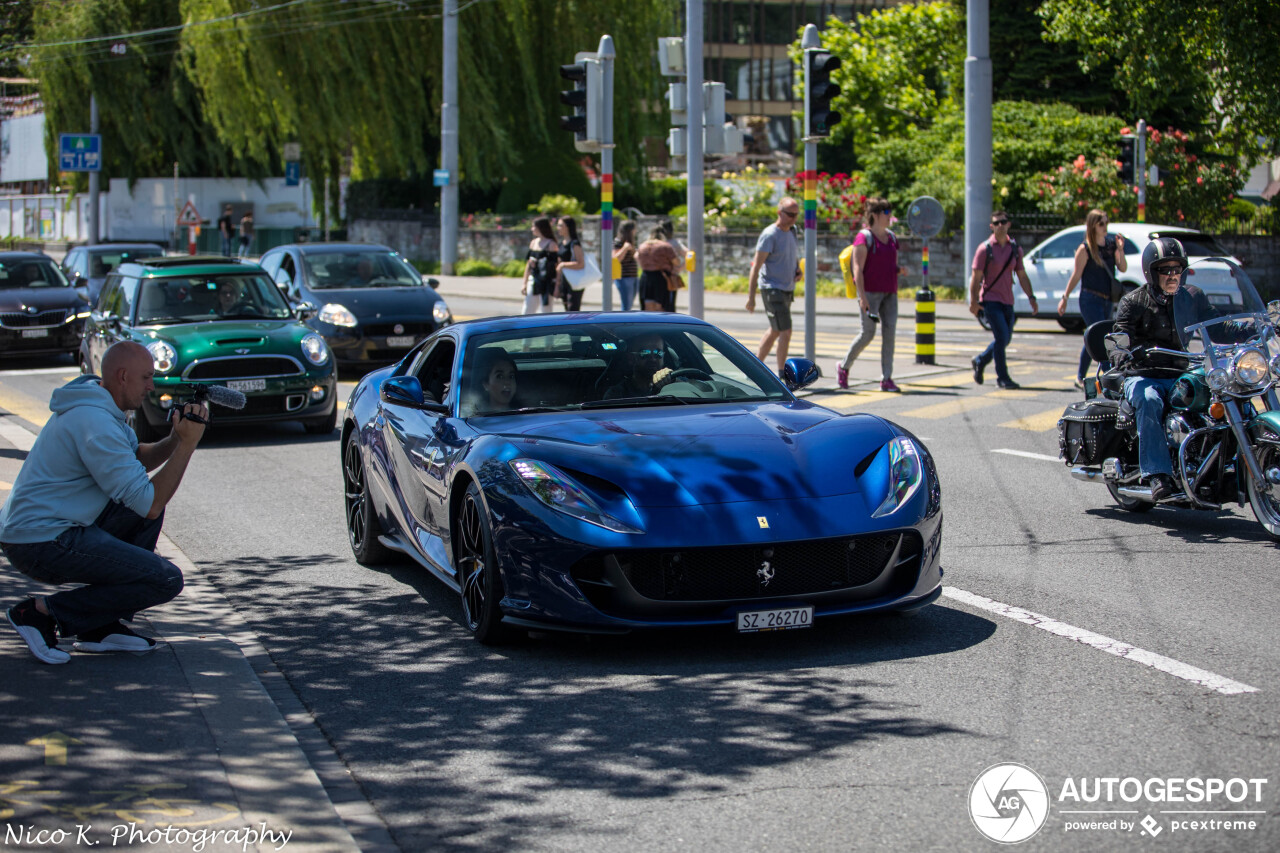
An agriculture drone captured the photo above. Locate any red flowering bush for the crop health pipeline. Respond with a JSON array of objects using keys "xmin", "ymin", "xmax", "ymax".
[{"xmin": 782, "ymin": 171, "xmax": 871, "ymax": 229}]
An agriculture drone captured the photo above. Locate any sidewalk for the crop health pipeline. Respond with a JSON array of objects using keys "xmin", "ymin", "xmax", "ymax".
[{"xmin": 0, "ymin": 414, "xmax": 384, "ymax": 851}]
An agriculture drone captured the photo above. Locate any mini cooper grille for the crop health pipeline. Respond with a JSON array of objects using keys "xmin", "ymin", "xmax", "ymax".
[
  {"xmin": 0, "ymin": 309, "xmax": 68, "ymax": 328},
  {"xmin": 615, "ymin": 532, "xmax": 911, "ymax": 602},
  {"xmin": 184, "ymin": 356, "xmax": 303, "ymax": 380}
]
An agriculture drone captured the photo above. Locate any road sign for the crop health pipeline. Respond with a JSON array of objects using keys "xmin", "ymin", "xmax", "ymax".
[
  {"xmin": 285, "ymin": 161, "xmax": 300, "ymax": 186},
  {"xmin": 433, "ymin": 169, "xmax": 450, "ymax": 187},
  {"xmin": 283, "ymin": 142, "xmax": 301, "ymax": 161},
  {"xmin": 907, "ymin": 196, "xmax": 945, "ymax": 240},
  {"xmin": 176, "ymin": 200, "xmax": 201, "ymax": 227},
  {"xmin": 58, "ymin": 134, "xmax": 101, "ymax": 172}
]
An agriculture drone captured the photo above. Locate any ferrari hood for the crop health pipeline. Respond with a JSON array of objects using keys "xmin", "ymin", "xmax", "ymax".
[{"xmin": 493, "ymin": 404, "xmax": 897, "ymax": 507}]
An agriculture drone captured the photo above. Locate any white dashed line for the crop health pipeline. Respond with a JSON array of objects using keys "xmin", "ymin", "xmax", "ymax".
[
  {"xmin": 992, "ymin": 448, "xmax": 1062, "ymax": 463},
  {"xmin": 942, "ymin": 587, "xmax": 1259, "ymax": 695}
]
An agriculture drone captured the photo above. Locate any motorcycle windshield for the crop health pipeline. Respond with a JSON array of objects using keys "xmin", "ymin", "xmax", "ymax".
[{"xmin": 1172, "ymin": 258, "xmax": 1268, "ymax": 349}]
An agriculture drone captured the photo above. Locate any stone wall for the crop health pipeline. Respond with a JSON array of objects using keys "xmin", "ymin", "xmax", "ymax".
[{"xmin": 352, "ymin": 217, "xmax": 1279, "ymax": 298}]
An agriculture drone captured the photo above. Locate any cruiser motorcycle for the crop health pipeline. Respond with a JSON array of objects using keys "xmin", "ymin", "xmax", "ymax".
[{"xmin": 1059, "ymin": 258, "xmax": 1280, "ymax": 540}]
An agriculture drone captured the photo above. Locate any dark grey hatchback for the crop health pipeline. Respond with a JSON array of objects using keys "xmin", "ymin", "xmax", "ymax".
[
  {"xmin": 257, "ymin": 242, "xmax": 452, "ymax": 368},
  {"xmin": 0, "ymin": 252, "xmax": 91, "ymax": 358}
]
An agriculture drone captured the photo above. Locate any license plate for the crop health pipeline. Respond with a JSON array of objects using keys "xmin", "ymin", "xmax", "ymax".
[
  {"xmin": 736, "ymin": 605, "xmax": 814, "ymax": 634},
  {"xmin": 226, "ymin": 378, "xmax": 266, "ymax": 392},
  {"xmin": 386, "ymin": 335, "xmax": 416, "ymax": 347},
  {"xmin": 21, "ymin": 328, "xmax": 48, "ymax": 338}
]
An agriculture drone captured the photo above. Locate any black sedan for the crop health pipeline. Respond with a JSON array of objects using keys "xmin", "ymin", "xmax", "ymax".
[
  {"xmin": 258, "ymin": 243, "xmax": 452, "ymax": 368},
  {"xmin": 60, "ymin": 242, "xmax": 165, "ymax": 306},
  {"xmin": 0, "ymin": 252, "xmax": 91, "ymax": 359}
]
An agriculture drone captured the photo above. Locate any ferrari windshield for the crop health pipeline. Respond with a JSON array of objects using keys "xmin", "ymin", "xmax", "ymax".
[
  {"xmin": 136, "ymin": 274, "xmax": 294, "ymax": 324},
  {"xmin": 1173, "ymin": 258, "xmax": 1268, "ymax": 348},
  {"xmin": 460, "ymin": 322, "xmax": 789, "ymax": 417},
  {"xmin": 302, "ymin": 250, "xmax": 423, "ymax": 290}
]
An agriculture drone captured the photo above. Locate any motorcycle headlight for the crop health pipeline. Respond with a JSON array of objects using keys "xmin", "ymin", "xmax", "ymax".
[
  {"xmin": 318, "ymin": 303, "xmax": 358, "ymax": 327},
  {"xmin": 147, "ymin": 341, "xmax": 177, "ymax": 374},
  {"xmin": 1207, "ymin": 368, "xmax": 1229, "ymax": 392},
  {"xmin": 1271, "ymin": 353, "xmax": 1280, "ymax": 381},
  {"xmin": 1232, "ymin": 349, "xmax": 1269, "ymax": 388},
  {"xmin": 872, "ymin": 436, "xmax": 924, "ymax": 518},
  {"xmin": 301, "ymin": 333, "xmax": 330, "ymax": 366},
  {"xmin": 510, "ymin": 459, "xmax": 642, "ymax": 534},
  {"xmin": 432, "ymin": 299, "xmax": 451, "ymax": 325}
]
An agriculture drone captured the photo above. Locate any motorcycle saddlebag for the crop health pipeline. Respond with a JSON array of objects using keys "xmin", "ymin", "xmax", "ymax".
[{"xmin": 1058, "ymin": 399, "xmax": 1123, "ymax": 466}]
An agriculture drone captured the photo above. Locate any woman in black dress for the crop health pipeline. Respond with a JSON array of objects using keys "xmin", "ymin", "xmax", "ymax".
[
  {"xmin": 554, "ymin": 216, "xmax": 586, "ymax": 312},
  {"xmin": 521, "ymin": 216, "xmax": 558, "ymax": 314}
]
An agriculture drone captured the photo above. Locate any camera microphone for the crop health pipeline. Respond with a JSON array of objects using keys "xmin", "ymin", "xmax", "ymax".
[{"xmin": 197, "ymin": 383, "xmax": 247, "ymax": 411}]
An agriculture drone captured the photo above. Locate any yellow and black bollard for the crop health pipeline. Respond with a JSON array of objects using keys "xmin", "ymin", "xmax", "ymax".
[{"xmin": 914, "ymin": 241, "xmax": 936, "ymax": 364}]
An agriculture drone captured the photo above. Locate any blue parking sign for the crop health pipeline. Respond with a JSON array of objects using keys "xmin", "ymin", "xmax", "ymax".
[
  {"xmin": 285, "ymin": 161, "xmax": 301, "ymax": 186},
  {"xmin": 59, "ymin": 134, "xmax": 102, "ymax": 172}
]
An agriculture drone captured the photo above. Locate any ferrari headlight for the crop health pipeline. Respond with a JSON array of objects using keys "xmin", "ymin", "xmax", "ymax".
[
  {"xmin": 301, "ymin": 333, "xmax": 330, "ymax": 366},
  {"xmin": 1207, "ymin": 368, "xmax": 1229, "ymax": 392},
  {"xmin": 510, "ymin": 459, "xmax": 642, "ymax": 534},
  {"xmin": 432, "ymin": 299, "xmax": 451, "ymax": 324},
  {"xmin": 318, "ymin": 303, "xmax": 357, "ymax": 327},
  {"xmin": 872, "ymin": 436, "xmax": 924, "ymax": 518},
  {"xmin": 1232, "ymin": 349, "xmax": 1268, "ymax": 387},
  {"xmin": 147, "ymin": 341, "xmax": 177, "ymax": 374}
]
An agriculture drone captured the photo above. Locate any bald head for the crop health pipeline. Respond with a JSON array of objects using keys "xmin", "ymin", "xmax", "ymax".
[{"xmin": 101, "ymin": 341, "xmax": 154, "ymax": 412}]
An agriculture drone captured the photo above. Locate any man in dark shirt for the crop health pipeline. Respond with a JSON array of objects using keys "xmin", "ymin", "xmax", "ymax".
[
  {"xmin": 217, "ymin": 205, "xmax": 234, "ymax": 257},
  {"xmin": 604, "ymin": 332, "xmax": 670, "ymax": 400}
]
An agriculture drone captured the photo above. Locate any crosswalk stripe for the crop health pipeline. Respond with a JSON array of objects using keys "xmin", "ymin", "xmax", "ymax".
[
  {"xmin": 898, "ymin": 388, "xmax": 1039, "ymax": 419},
  {"xmin": 999, "ymin": 408, "xmax": 1066, "ymax": 432}
]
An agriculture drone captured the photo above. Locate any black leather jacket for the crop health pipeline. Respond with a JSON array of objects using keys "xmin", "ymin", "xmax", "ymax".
[{"xmin": 1112, "ymin": 285, "xmax": 1208, "ymax": 377}]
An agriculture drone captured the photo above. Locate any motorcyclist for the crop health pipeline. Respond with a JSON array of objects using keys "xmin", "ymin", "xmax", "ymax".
[{"xmin": 1111, "ymin": 237, "xmax": 1195, "ymax": 502}]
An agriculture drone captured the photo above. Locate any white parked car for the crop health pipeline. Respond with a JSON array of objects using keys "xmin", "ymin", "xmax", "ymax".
[{"xmin": 978, "ymin": 223, "xmax": 1242, "ymax": 333}]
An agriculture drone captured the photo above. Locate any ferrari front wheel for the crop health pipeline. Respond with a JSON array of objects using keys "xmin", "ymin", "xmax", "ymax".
[{"xmin": 455, "ymin": 483, "xmax": 510, "ymax": 644}]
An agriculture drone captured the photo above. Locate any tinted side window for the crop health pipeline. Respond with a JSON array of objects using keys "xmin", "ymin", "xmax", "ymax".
[
  {"xmin": 1038, "ymin": 232, "xmax": 1083, "ymax": 260},
  {"xmin": 413, "ymin": 339, "xmax": 458, "ymax": 404},
  {"xmin": 96, "ymin": 275, "xmax": 121, "ymax": 313}
]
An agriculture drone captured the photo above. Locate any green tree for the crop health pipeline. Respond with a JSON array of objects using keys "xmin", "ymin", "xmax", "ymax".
[
  {"xmin": 1038, "ymin": 0, "xmax": 1280, "ymax": 156},
  {"xmin": 806, "ymin": 1, "xmax": 965, "ymax": 168}
]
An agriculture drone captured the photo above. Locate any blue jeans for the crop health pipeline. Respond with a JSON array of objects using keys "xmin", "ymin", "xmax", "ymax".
[
  {"xmin": 1, "ymin": 502, "xmax": 183, "ymax": 637},
  {"xmin": 614, "ymin": 277, "xmax": 637, "ymax": 311},
  {"xmin": 1078, "ymin": 290, "xmax": 1114, "ymax": 380},
  {"xmin": 1123, "ymin": 375, "xmax": 1177, "ymax": 479},
  {"xmin": 220, "ymin": 235, "xmax": 233, "ymax": 257},
  {"xmin": 976, "ymin": 301, "xmax": 1016, "ymax": 383}
]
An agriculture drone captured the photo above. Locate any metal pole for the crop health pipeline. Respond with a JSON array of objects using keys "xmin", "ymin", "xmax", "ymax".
[
  {"xmin": 686, "ymin": 0, "xmax": 704, "ymax": 318},
  {"xmin": 88, "ymin": 94, "xmax": 99, "ymax": 245},
  {"xmin": 1136, "ymin": 118, "xmax": 1147, "ymax": 224},
  {"xmin": 440, "ymin": 0, "xmax": 459, "ymax": 274},
  {"xmin": 801, "ymin": 25, "xmax": 821, "ymax": 362},
  {"xmin": 963, "ymin": 0, "xmax": 992, "ymax": 276},
  {"xmin": 598, "ymin": 35, "xmax": 615, "ymax": 312}
]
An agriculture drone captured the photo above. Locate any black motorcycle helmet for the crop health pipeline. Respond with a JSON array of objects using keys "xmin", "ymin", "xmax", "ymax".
[{"xmin": 1142, "ymin": 236, "xmax": 1188, "ymax": 304}]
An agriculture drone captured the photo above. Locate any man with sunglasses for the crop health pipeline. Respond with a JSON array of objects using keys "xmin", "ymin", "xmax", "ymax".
[
  {"xmin": 604, "ymin": 332, "xmax": 671, "ymax": 400},
  {"xmin": 969, "ymin": 211, "xmax": 1038, "ymax": 389},
  {"xmin": 1111, "ymin": 237, "xmax": 1195, "ymax": 501},
  {"xmin": 746, "ymin": 197, "xmax": 802, "ymax": 373}
]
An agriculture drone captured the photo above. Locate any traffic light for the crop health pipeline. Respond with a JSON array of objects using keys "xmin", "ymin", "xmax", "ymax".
[
  {"xmin": 1117, "ymin": 135, "xmax": 1137, "ymax": 185},
  {"xmin": 804, "ymin": 48, "xmax": 842, "ymax": 138},
  {"xmin": 559, "ymin": 57, "xmax": 601, "ymax": 153}
]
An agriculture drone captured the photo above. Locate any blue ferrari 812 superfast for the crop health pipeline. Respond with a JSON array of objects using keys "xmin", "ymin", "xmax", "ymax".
[{"xmin": 341, "ymin": 312, "xmax": 943, "ymax": 643}]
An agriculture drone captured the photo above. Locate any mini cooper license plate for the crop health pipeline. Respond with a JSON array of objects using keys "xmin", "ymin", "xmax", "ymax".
[
  {"xmin": 226, "ymin": 378, "xmax": 266, "ymax": 392},
  {"xmin": 21, "ymin": 328, "xmax": 48, "ymax": 338},
  {"xmin": 736, "ymin": 605, "xmax": 813, "ymax": 634},
  {"xmin": 386, "ymin": 335, "xmax": 415, "ymax": 347}
]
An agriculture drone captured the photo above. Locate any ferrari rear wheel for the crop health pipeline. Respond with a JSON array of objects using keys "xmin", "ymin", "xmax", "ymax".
[
  {"xmin": 343, "ymin": 435, "xmax": 391, "ymax": 565},
  {"xmin": 456, "ymin": 483, "xmax": 510, "ymax": 644}
]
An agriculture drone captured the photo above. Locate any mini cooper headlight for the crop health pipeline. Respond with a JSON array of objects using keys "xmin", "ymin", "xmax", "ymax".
[
  {"xmin": 510, "ymin": 459, "xmax": 642, "ymax": 534},
  {"xmin": 432, "ymin": 299, "xmax": 451, "ymax": 325},
  {"xmin": 301, "ymin": 333, "xmax": 330, "ymax": 366},
  {"xmin": 1232, "ymin": 349, "xmax": 1269, "ymax": 388},
  {"xmin": 1207, "ymin": 367, "xmax": 1229, "ymax": 392},
  {"xmin": 872, "ymin": 436, "xmax": 924, "ymax": 518},
  {"xmin": 147, "ymin": 341, "xmax": 177, "ymax": 374},
  {"xmin": 318, "ymin": 303, "xmax": 358, "ymax": 327}
]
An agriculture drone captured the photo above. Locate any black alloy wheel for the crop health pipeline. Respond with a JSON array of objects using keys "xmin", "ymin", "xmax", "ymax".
[
  {"xmin": 455, "ymin": 482, "xmax": 510, "ymax": 644},
  {"xmin": 343, "ymin": 436, "xmax": 390, "ymax": 564}
]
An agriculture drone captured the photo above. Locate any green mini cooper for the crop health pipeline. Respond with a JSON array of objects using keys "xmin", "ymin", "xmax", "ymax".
[{"xmin": 80, "ymin": 256, "xmax": 338, "ymax": 439}]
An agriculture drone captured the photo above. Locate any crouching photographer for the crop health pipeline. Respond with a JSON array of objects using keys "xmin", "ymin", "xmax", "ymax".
[{"xmin": 1, "ymin": 341, "xmax": 209, "ymax": 665}]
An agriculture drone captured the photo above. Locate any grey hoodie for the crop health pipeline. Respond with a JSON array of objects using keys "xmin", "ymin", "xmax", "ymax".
[{"xmin": 0, "ymin": 375, "xmax": 154, "ymax": 544}]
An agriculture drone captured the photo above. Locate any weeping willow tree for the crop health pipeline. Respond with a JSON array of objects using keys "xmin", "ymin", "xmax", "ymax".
[
  {"xmin": 27, "ymin": 0, "xmax": 274, "ymax": 184},
  {"xmin": 25, "ymin": 0, "xmax": 673, "ymax": 212}
]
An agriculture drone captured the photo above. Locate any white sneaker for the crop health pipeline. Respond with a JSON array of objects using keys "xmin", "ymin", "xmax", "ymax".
[{"xmin": 74, "ymin": 621, "xmax": 157, "ymax": 654}]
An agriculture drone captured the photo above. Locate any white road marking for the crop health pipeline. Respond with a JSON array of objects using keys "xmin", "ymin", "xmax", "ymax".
[
  {"xmin": 0, "ymin": 366, "xmax": 77, "ymax": 376},
  {"xmin": 0, "ymin": 418, "xmax": 35, "ymax": 451},
  {"xmin": 992, "ymin": 448, "xmax": 1062, "ymax": 462},
  {"xmin": 942, "ymin": 587, "xmax": 1259, "ymax": 695}
]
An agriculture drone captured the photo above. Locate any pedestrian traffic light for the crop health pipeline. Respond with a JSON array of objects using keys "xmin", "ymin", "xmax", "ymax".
[
  {"xmin": 804, "ymin": 48, "xmax": 842, "ymax": 138},
  {"xmin": 1117, "ymin": 135, "xmax": 1137, "ymax": 185},
  {"xmin": 559, "ymin": 57, "xmax": 601, "ymax": 153}
]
